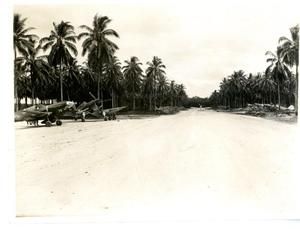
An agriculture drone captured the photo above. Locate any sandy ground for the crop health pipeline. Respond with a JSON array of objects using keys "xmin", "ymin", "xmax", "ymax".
[{"xmin": 15, "ymin": 109, "xmax": 300, "ymax": 220}]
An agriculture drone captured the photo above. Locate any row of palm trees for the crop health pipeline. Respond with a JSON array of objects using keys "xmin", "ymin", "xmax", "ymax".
[
  {"xmin": 208, "ymin": 24, "xmax": 299, "ymax": 114},
  {"xmin": 14, "ymin": 13, "xmax": 187, "ymax": 111}
]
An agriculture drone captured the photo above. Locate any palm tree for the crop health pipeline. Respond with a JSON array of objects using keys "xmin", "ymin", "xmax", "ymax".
[
  {"xmin": 123, "ymin": 56, "xmax": 143, "ymax": 110},
  {"xmin": 39, "ymin": 21, "xmax": 77, "ymax": 101},
  {"xmin": 257, "ymin": 74, "xmax": 276, "ymax": 104},
  {"xmin": 169, "ymin": 80, "xmax": 176, "ymax": 106},
  {"xmin": 103, "ymin": 56, "xmax": 123, "ymax": 107},
  {"xmin": 228, "ymin": 70, "xmax": 246, "ymax": 107},
  {"xmin": 15, "ymin": 59, "xmax": 28, "ymax": 108},
  {"xmin": 13, "ymin": 13, "xmax": 38, "ymax": 110},
  {"xmin": 17, "ymin": 38, "xmax": 51, "ymax": 105},
  {"xmin": 78, "ymin": 14, "xmax": 119, "ymax": 105},
  {"xmin": 77, "ymin": 64, "xmax": 97, "ymax": 102},
  {"xmin": 278, "ymin": 24, "xmax": 299, "ymax": 114},
  {"xmin": 145, "ymin": 56, "xmax": 166, "ymax": 110},
  {"xmin": 175, "ymin": 83, "xmax": 187, "ymax": 106},
  {"xmin": 265, "ymin": 49, "xmax": 291, "ymax": 110},
  {"xmin": 219, "ymin": 78, "xmax": 231, "ymax": 107},
  {"xmin": 157, "ymin": 75, "xmax": 169, "ymax": 107},
  {"xmin": 63, "ymin": 59, "xmax": 82, "ymax": 101}
]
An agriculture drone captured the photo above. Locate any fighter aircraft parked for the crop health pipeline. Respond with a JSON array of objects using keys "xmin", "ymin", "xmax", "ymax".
[
  {"xmin": 73, "ymin": 98, "xmax": 101, "ymax": 121},
  {"xmin": 15, "ymin": 101, "xmax": 75, "ymax": 127},
  {"xmin": 73, "ymin": 101, "xmax": 126, "ymax": 121},
  {"xmin": 72, "ymin": 92, "xmax": 127, "ymax": 121}
]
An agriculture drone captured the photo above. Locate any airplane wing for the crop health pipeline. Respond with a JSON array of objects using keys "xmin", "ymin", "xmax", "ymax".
[
  {"xmin": 22, "ymin": 110, "xmax": 53, "ymax": 119},
  {"xmin": 23, "ymin": 110, "xmax": 52, "ymax": 116},
  {"xmin": 103, "ymin": 106, "xmax": 126, "ymax": 114},
  {"xmin": 77, "ymin": 101, "xmax": 87, "ymax": 110}
]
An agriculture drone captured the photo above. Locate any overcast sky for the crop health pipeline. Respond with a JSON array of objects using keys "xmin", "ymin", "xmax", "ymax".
[{"xmin": 14, "ymin": 0, "xmax": 300, "ymax": 97}]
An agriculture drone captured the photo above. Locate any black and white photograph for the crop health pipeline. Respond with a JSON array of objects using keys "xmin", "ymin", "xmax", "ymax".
[{"xmin": 1, "ymin": 0, "xmax": 300, "ymax": 227}]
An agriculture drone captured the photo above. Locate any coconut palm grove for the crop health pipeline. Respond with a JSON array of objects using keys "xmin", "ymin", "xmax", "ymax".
[{"xmin": 14, "ymin": 13, "xmax": 299, "ymax": 116}]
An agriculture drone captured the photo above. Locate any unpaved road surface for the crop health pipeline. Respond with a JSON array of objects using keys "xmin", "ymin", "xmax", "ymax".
[{"xmin": 15, "ymin": 109, "xmax": 300, "ymax": 220}]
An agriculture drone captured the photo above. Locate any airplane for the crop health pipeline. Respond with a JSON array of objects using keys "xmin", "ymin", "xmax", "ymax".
[
  {"xmin": 15, "ymin": 101, "xmax": 75, "ymax": 127},
  {"xmin": 72, "ymin": 92, "xmax": 127, "ymax": 122},
  {"xmin": 72, "ymin": 98, "xmax": 101, "ymax": 122},
  {"xmin": 101, "ymin": 106, "xmax": 127, "ymax": 121},
  {"xmin": 73, "ymin": 102, "xmax": 126, "ymax": 121}
]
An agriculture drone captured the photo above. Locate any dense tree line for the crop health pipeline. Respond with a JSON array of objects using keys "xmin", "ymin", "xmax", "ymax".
[
  {"xmin": 14, "ymin": 13, "xmax": 187, "ymax": 111},
  {"xmin": 208, "ymin": 25, "xmax": 299, "ymax": 114}
]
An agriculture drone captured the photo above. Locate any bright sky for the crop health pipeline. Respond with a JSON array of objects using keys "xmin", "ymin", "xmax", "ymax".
[{"xmin": 13, "ymin": 0, "xmax": 300, "ymax": 97}]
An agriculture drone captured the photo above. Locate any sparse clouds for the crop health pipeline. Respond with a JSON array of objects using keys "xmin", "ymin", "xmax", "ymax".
[{"xmin": 14, "ymin": 0, "xmax": 300, "ymax": 97}]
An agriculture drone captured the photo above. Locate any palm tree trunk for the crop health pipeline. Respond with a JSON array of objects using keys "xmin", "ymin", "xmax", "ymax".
[
  {"xmin": 115, "ymin": 95, "xmax": 118, "ymax": 107},
  {"xmin": 277, "ymin": 83, "xmax": 281, "ymax": 111},
  {"xmin": 153, "ymin": 89, "xmax": 156, "ymax": 110},
  {"xmin": 32, "ymin": 89, "xmax": 35, "ymax": 105},
  {"xmin": 160, "ymin": 94, "xmax": 162, "ymax": 107},
  {"xmin": 97, "ymin": 69, "xmax": 100, "ymax": 100},
  {"xmin": 60, "ymin": 62, "xmax": 63, "ymax": 101},
  {"xmin": 99, "ymin": 63, "xmax": 103, "ymax": 107},
  {"xmin": 14, "ymin": 46, "xmax": 19, "ymax": 111},
  {"xmin": 111, "ymin": 88, "xmax": 114, "ymax": 108},
  {"xmin": 132, "ymin": 83, "xmax": 135, "ymax": 111},
  {"xmin": 149, "ymin": 95, "xmax": 152, "ymax": 111},
  {"xmin": 295, "ymin": 64, "xmax": 298, "ymax": 115},
  {"xmin": 31, "ymin": 68, "xmax": 35, "ymax": 105}
]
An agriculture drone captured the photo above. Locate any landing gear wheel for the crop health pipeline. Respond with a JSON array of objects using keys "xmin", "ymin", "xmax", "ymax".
[
  {"xmin": 108, "ymin": 116, "xmax": 112, "ymax": 120},
  {"xmin": 46, "ymin": 121, "xmax": 52, "ymax": 127},
  {"xmin": 56, "ymin": 120, "xmax": 62, "ymax": 126},
  {"xmin": 81, "ymin": 118, "xmax": 85, "ymax": 122},
  {"xmin": 112, "ymin": 114, "xmax": 116, "ymax": 120},
  {"xmin": 104, "ymin": 116, "xmax": 108, "ymax": 121}
]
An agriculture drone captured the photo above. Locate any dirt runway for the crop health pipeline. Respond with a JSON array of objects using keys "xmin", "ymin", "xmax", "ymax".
[{"xmin": 15, "ymin": 109, "xmax": 300, "ymax": 220}]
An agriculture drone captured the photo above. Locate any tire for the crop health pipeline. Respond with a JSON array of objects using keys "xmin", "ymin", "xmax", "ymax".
[
  {"xmin": 108, "ymin": 116, "xmax": 112, "ymax": 120},
  {"xmin": 81, "ymin": 118, "xmax": 85, "ymax": 122},
  {"xmin": 104, "ymin": 117, "xmax": 108, "ymax": 121},
  {"xmin": 56, "ymin": 120, "xmax": 62, "ymax": 126},
  {"xmin": 46, "ymin": 121, "xmax": 52, "ymax": 127}
]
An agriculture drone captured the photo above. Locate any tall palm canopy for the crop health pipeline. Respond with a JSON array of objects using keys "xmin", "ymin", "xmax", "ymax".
[
  {"xmin": 39, "ymin": 21, "xmax": 78, "ymax": 66},
  {"xmin": 146, "ymin": 56, "xmax": 166, "ymax": 81},
  {"xmin": 78, "ymin": 14, "xmax": 119, "ymax": 101},
  {"xmin": 14, "ymin": 13, "xmax": 38, "ymax": 111},
  {"xmin": 39, "ymin": 21, "xmax": 77, "ymax": 101},
  {"xmin": 14, "ymin": 13, "xmax": 38, "ymax": 58},
  {"xmin": 265, "ymin": 49, "xmax": 291, "ymax": 110}
]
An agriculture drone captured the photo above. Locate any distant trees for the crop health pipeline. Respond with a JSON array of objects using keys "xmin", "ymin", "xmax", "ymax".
[
  {"xmin": 208, "ymin": 24, "xmax": 298, "ymax": 112},
  {"xmin": 208, "ymin": 70, "xmax": 295, "ymax": 109}
]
